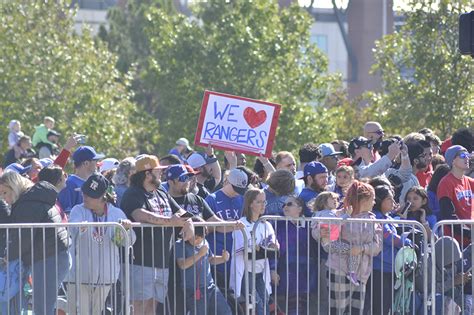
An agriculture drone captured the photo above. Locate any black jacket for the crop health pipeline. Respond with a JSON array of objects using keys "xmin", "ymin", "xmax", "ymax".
[{"xmin": 7, "ymin": 181, "xmax": 70, "ymax": 265}]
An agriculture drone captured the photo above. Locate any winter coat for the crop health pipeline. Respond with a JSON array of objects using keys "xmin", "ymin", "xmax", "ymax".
[{"xmin": 7, "ymin": 181, "xmax": 70, "ymax": 265}]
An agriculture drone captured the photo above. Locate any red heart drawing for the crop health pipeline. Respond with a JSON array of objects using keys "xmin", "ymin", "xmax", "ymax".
[{"xmin": 243, "ymin": 107, "xmax": 267, "ymax": 128}]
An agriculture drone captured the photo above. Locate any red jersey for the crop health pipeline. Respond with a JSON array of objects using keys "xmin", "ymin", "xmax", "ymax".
[
  {"xmin": 437, "ymin": 173, "xmax": 474, "ymax": 219},
  {"xmin": 416, "ymin": 164, "xmax": 433, "ymax": 188}
]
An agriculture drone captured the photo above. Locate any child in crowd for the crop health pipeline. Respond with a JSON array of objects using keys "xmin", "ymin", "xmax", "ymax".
[
  {"xmin": 434, "ymin": 237, "xmax": 472, "ymax": 314},
  {"xmin": 404, "ymin": 186, "xmax": 437, "ymax": 238},
  {"xmin": 311, "ymin": 191, "xmax": 360, "ymax": 285},
  {"xmin": 7, "ymin": 120, "xmax": 23, "ymax": 149},
  {"xmin": 175, "ymin": 218, "xmax": 232, "ymax": 315},
  {"xmin": 32, "ymin": 116, "xmax": 56, "ymax": 149},
  {"xmin": 332, "ymin": 165, "xmax": 354, "ymax": 207}
]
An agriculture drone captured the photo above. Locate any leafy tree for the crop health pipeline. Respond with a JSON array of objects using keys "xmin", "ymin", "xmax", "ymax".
[
  {"xmin": 369, "ymin": 0, "xmax": 473, "ymax": 138},
  {"xmin": 0, "ymin": 0, "xmax": 158, "ymax": 161},
  {"xmin": 104, "ymin": 0, "xmax": 342, "ymax": 155}
]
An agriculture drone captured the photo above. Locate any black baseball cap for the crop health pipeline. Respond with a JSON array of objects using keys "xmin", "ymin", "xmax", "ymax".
[{"xmin": 81, "ymin": 173, "xmax": 109, "ymax": 199}]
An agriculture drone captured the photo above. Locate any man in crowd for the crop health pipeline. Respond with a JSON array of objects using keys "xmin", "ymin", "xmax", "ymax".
[
  {"xmin": 37, "ymin": 130, "xmax": 61, "ymax": 159},
  {"xmin": 169, "ymin": 137, "xmax": 192, "ymax": 162},
  {"xmin": 438, "ymin": 146, "xmax": 473, "ymax": 247},
  {"xmin": 58, "ymin": 146, "xmax": 104, "ymax": 213},
  {"xmin": 275, "ymin": 151, "xmax": 304, "ymax": 194},
  {"xmin": 364, "ymin": 121, "xmax": 385, "ymax": 161},
  {"xmin": 298, "ymin": 143, "xmax": 321, "ymax": 175},
  {"xmin": 299, "ymin": 161, "xmax": 328, "ymax": 217},
  {"xmin": 349, "ymin": 136, "xmax": 400, "ymax": 179},
  {"xmin": 205, "ymin": 168, "xmax": 248, "ymax": 289},
  {"xmin": 412, "ymin": 140, "xmax": 433, "ymax": 187},
  {"xmin": 187, "ymin": 151, "xmax": 221, "ymax": 199},
  {"xmin": 318, "ymin": 143, "xmax": 341, "ymax": 186},
  {"xmin": 120, "ymin": 155, "xmax": 193, "ymax": 314},
  {"xmin": 264, "ymin": 169, "xmax": 295, "ymax": 215}
]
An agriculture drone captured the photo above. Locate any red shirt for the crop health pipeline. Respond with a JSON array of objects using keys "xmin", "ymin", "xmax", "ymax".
[
  {"xmin": 416, "ymin": 164, "xmax": 433, "ymax": 188},
  {"xmin": 437, "ymin": 173, "xmax": 474, "ymax": 219}
]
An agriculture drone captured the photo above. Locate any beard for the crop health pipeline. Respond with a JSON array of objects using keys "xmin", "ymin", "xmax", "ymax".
[
  {"xmin": 416, "ymin": 161, "xmax": 428, "ymax": 170},
  {"xmin": 150, "ymin": 173, "xmax": 161, "ymax": 188},
  {"xmin": 310, "ymin": 181, "xmax": 326, "ymax": 193}
]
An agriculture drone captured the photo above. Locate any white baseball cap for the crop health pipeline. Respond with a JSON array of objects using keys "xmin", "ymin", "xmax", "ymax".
[{"xmin": 98, "ymin": 158, "xmax": 120, "ymax": 173}]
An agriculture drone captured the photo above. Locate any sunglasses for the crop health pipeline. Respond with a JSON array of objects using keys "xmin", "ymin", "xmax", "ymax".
[
  {"xmin": 457, "ymin": 152, "xmax": 471, "ymax": 159},
  {"xmin": 284, "ymin": 201, "xmax": 297, "ymax": 207},
  {"xmin": 178, "ymin": 174, "xmax": 193, "ymax": 182}
]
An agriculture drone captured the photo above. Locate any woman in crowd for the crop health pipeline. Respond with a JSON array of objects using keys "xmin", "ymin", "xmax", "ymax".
[
  {"xmin": 426, "ymin": 164, "xmax": 450, "ymax": 221},
  {"xmin": 271, "ymin": 196, "xmax": 316, "ymax": 314},
  {"xmin": 0, "ymin": 171, "xmax": 70, "ymax": 315},
  {"xmin": 325, "ymin": 180, "xmax": 382, "ymax": 314},
  {"xmin": 368, "ymin": 184, "xmax": 413, "ymax": 315},
  {"xmin": 231, "ymin": 188, "xmax": 279, "ymax": 315}
]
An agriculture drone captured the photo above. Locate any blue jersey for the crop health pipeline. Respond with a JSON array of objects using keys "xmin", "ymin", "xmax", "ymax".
[{"xmin": 205, "ymin": 190, "xmax": 243, "ymax": 273}]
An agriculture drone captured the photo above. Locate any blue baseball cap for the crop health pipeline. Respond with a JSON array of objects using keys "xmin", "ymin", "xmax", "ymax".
[
  {"xmin": 445, "ymin": 145, "xmax": 468, "ymax": 167},
  {"xmin": 39, "ymin": 158, "xmax": 54, "ymax": 168},
  {"xmin": 72, "ymin": 146, "xmax": 105, "ymax": 164},
  {"xmin": 166, "ymin": 165, "xmax": 195, "ymax": 181},
  {"xmin": 319, "ymin": 143, "xmax": 342, "ymax": 157},
  {"xmin": 4, "ymin": 163, "xmax": 31, "ymax": 175},
  {"xmin": 300, "ymin": 162, "xmax": 328, "ymax": 179}
]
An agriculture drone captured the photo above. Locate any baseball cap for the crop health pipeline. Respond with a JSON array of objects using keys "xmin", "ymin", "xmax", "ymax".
[
  {"xmin": 176, "ymin": 138, "xmax": 192, "ymax": 151},
  {"xmin": 348, "ymin": 137, "xmax": 372, "ymax": 155},
  {"xmin": 73, "ymin": 146, "xmax": 105, "ymax": 164},
  {"xmin": 135, "ymin": 155, "xmax": 167, "ymax": 173},
  {"xmin": 98, "ymin": 158, "xmax": 120, "ymax": 173},
  {"xmin": 337, "ymin": 158, "xmax": 354, "ymax": 168},
  {"xmin": 300, "ymin": 162, "xmax": 328, "ymax": 179},
  {"xmin": 319, "ymin": 143, "xmax": 342, "ymax": 157},
  {"xmin": 228, "ymin": 169, "xmax": 248, "ymax": 195},
  {"xmin": 445, "ymin": 145, "xmax": 468, "ymax": 167},
  {"xmin": 39, "ymin": 158, "xmax": 54, "ymax": 168},
  {"xmin": 4, "ymin": 163, "xmax": 31, "ymax": 175},
  {"xmin": 81, "ymin": 173, "xmax": 109, "ymax": 199},
  {"xmin": 184, "ymin": 164, "xmax": 200, "ymax": 175},
  {"xmin": 186, "ymin": 152, "xmax": 218, "ymax": 169},
  {"xmin": 166, "ymin": 165, "xmax": 195, "ymax": 181}
]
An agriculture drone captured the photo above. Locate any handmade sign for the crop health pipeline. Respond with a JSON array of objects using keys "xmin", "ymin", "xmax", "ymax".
[{"xmin": 195, "ymin": 91, "xmax": 281, "ymax": 157}]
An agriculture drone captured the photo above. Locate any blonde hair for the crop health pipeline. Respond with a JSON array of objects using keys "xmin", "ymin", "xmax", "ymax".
[
  {"xmin": 0, "ymin": 172, "xmax": 34, "ymax": 204},
  {"xmin": 44, "ymin": 116, "xmax": 55, "ymax": 124},
  {"xmin": 311, "ymin": 191, "xmax": 339, "ymax": 212}
]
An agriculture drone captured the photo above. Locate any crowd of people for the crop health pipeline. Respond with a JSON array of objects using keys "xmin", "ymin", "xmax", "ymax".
[{"xmin": 0, "ymin": 117, "xmax": 473, "ymax": 314}]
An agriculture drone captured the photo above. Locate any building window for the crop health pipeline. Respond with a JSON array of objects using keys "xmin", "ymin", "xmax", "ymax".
[{"xmin": 311, "ymin": 34, "xmax": 328, "ymax": 54}]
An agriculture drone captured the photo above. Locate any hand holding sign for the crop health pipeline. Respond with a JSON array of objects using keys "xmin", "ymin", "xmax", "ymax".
[{"xmin": 195, "ymin": 91, "xmax": 281, "ymax": 157}]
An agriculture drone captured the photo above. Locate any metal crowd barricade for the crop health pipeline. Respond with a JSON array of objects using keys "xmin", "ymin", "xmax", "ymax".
[
  {"xmin": 252, "ymin": 215, "xmax": 429, "ymax": 315},
  {"xmin": 431, "ymin": 220, "xmax": 474, "ymax": 315},
  {"xmin": 128, "ymin": 221, "xmax": 249, "ymax": 315},
  {"xmin": 0, "ymin": 222, "xmax": 132, "ymax": 315}
]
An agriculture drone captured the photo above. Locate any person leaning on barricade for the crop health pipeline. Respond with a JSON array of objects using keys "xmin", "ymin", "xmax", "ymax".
[
  {"xmin": 67, "ymin": 173, "xmax": 136, "ymax": 315},
  {"xmin": 175, "ymin": 217, "xmax": 232, "ymax": 315},
  {"xmin": 323, "ymin": 180, "xmax": 382, "ymax": 314},
  {"xmin": 119, "ymin": 155, "xmax": 194, "ymax": 315},
  {"xmin": 230, "ymin": 188, "xmax": 279, "ymax": 315},
  {"xmin": 0, "ymin": 171, "xmax": 70, "ymax": 315}
]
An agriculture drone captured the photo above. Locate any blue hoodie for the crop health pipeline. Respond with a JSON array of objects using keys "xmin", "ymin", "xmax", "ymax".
[
  {"xmin": 372, "ymin": 210, "xmax": 412, "ymax": 273},
  {"xmin": 58, "ymin": 175, "xmax": 86, "ymax": 213}
]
